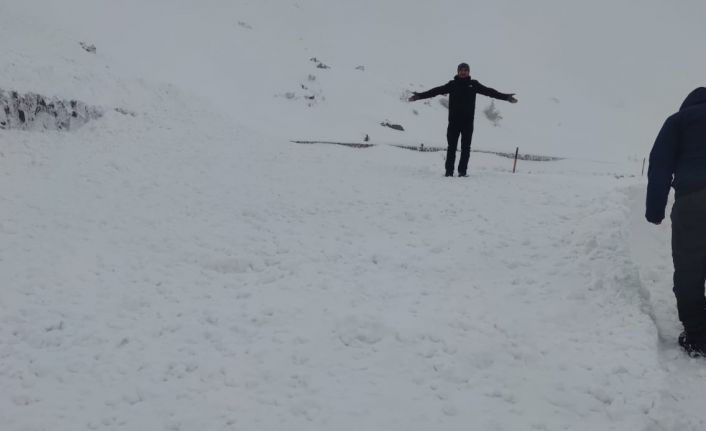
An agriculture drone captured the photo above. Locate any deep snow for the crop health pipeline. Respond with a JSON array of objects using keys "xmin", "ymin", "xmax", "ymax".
[{"xmin": 2, "ymin": 1, "xmax": 706, "ymax": 430}]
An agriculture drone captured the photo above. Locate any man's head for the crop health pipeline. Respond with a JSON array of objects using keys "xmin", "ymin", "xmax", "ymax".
[{"xmin": 457, "ymin": 62, "xmax": 470, "ymax": 79}]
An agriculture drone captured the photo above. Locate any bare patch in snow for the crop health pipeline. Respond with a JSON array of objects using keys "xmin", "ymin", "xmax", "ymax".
[{"xmin": 0, "ymin": 89, "xmax": 102, "ymax": 131}]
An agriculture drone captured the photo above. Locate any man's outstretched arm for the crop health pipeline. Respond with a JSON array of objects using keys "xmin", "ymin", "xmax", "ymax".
[
  {"xmin": 475, "ymin": 81, "xmax": 518, "ymax": 103},
  {"xmin": 408, "ymin": 83, "xmax": 450, "ymax": 102}
]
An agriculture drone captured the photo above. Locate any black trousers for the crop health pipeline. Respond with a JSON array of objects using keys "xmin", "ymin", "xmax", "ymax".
[
  {"xmin": 671, "ymin": 189, "xmax": 706, "ymax": 331},
  {"xmin": 446, "ymin": 122, "xmax": 474, "ymax": 175}
]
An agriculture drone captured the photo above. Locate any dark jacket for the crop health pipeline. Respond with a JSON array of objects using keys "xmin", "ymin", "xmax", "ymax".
[
  {"xmin": 415, "ymin": 76, "xmax": 513, "ymax": 123},
  {"xmin": 646, "ymin": 87, "xmax": 706, "ymax": 223}
]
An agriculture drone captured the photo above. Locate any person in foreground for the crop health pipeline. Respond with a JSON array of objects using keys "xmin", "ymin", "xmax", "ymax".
[
  {"xmin": 408, "ymin": 62, "xmax": 517, "ymax": 177},
  {"xmin": 646, "ymin": 87, "xmax": 706, "ymax": 357}
]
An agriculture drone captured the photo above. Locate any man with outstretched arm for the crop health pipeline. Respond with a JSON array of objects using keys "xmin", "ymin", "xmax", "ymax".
[
  {"xmin": 646, "ymin": 87, "xmax": 706, "ymax": 357},
  {"xmin": 408, "ymin": 62, "xmax": 517, "ymax": 177}
]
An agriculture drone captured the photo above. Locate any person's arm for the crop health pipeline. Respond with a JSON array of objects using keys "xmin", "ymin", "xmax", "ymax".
[
  {"xmin": 646, "ymin": 115, "xmax": 680, "ymax": 224},
  {"xmin": 475, "ymin": 81, "xmax": 517, "ymax": 103},
  {"xmin": 408, "ymin": 83, "xmax": 450, "ymax": 102}
]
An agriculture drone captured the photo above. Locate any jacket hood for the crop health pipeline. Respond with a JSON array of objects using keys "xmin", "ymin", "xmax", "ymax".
[{"xmin": 680, "ymin": 87, "xmax": 706, "ymax": 111}]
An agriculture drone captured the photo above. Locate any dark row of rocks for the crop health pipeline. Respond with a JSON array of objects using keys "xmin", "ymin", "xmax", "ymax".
[
  {"xmin": 79, "ymin": 41, "xmax": 96, "ymax": 54},
  {"xmin": 291, "ymin": 140, "xmax": 374, "ymax": 148},
  {"xmin": 0, "ymin": 89, "xmax": 103, "ymax": 131},
  {"xmin": 380, "ymin": 121, "xmax": 404, "ymax": 131},
  {"xmin": 292, "ymin": 140, "xmax": 562, "ymax": 161},
  {"xmin": 473, "ymin": 149, "xmax": 563, "ymax": 161}
]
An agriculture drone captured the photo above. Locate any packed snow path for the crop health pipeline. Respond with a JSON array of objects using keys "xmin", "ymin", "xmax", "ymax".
[
  {"xmin": 1, "ymin": 108, "xmax": 704, "ymax": 430},
  {"xmin": 628, "ymin": 188, "xmax": 706, "ymax": 431}
]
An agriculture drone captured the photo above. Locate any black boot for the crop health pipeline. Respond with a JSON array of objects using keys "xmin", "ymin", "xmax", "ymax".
[{"xmin": 678, "ymin": 329, "xmax": 706, "ymax": 357}]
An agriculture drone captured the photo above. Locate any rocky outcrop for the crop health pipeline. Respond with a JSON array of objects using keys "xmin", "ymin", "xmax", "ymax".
[
  {"xmin": 380, "ymin": 121, "xmax": 404, "ymax": 131},
  {"xmin": 0, "ymin": 90, "xmax": 102, "ymax": 131},
  {"xmin": 79, "ymin": 42, "xmax": 96, "ymax": 53}
]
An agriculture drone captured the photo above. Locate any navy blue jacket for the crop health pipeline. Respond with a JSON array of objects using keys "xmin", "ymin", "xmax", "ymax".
[
  {"xmin": 646, "ymin": 87, "xmax": 706, "ymax": 223},
  {"xmin": 414, "ymin": 76, "xmax": 513, "ymax": 123}
]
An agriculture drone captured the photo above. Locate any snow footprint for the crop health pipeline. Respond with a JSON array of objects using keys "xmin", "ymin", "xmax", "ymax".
[{"xmin": 334, "ymin": 315, "xmax": 386, "ymax": 348}]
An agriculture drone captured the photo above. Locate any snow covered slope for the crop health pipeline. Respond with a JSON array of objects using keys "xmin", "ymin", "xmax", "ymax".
[
  {"xmin": 6, "ymin": 0, "xmax": 706, "ymax": 160},
  {"xmin": 3, "ymin": 1, "xmax": 706, "ymax": 431}
]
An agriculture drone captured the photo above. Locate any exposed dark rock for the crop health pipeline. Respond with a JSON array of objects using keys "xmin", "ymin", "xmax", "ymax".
[
  {"xmin": 114, "ymin": 107, "xmax": 137, "ymax": 117},
  {"xmin": 79, "ymin": 42, "xmax": 96, "ymax": 53},
  {"xmin": 472, "ymin": 148, "xmax": 563, "ymax": 161},
  {"xmin": 391, "ymin": 144, "xmax": 445, "ymax": 152},
  {"xmin": 291, "ymin": 140, "xmax": 562, "ymax": 161},
  {"xmin": 309, "ymin": 57, "xmax": 330, "ymax": 69},
  {"xmin": 0, "ymin": 89, "xmax": 102, "ymax": 131},
  {"xmin": 380, "ymin": 121, "xmax": 404, "ymax": 131},
  {"xmin": 292, "ymin": 140, "xmax": 374, "ymax": 149}
]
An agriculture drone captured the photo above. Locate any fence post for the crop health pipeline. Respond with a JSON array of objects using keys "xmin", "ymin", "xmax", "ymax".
[{"xmin": 512, "ymin": 147, "xmax": 519, "ymax": 173}]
